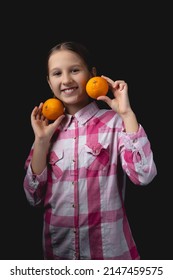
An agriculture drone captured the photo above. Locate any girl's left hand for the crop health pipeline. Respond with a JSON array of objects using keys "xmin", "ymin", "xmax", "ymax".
[{"xmin": 97, "ymin": 75, "xmax": 132, "ymax": 116}]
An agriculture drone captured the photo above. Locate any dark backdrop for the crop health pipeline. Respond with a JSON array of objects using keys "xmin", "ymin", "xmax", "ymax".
[{"xmin": 1, "ymin": 2, "xmax": 172, "ymax": 260}]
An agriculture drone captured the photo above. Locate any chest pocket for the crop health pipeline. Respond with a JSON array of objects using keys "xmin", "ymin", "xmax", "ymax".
[
  {"xmin": 84, "ymin": 142, "xmax": 110, "ymax": 171},
  {"xmin": 48, "ymin": 151, "xmax": 64, "ymax": 179}
]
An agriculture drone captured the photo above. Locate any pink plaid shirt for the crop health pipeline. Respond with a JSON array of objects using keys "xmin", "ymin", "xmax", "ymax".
[{"xmin": 23, "ymin": 101, "xmax": 157, "ymax": 260}]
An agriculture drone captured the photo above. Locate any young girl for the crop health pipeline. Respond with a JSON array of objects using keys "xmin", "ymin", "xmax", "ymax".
[{"xmin": 23, "ymin": 41, "xmax": 157, "ymax": 260}]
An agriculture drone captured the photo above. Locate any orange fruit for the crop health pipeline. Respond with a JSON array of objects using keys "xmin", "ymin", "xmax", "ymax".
[
  {"xmin": 86, "ymin": 76, "xmax": 109, "ymax": 99},
  {"xmin": 42, "ymin": 98, "xmax": 64, "ymax": 120}
]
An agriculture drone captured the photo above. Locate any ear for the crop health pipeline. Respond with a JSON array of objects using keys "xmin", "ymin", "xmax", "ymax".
[
  {"xmin": 91, "ymin": 67, "xmax": 97, "ymax": 76},
  {"xmin": 47, "ymin": 76, "xmax": 52, "ymax": 90}
]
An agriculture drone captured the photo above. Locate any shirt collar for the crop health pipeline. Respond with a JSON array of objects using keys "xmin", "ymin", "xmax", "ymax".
[{"xmin": 61, "ymin": 101, "xmax": 100, "ymax": 130}]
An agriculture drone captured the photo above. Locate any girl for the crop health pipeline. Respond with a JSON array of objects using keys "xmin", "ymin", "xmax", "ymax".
[{"xmin": 23, "ymin": 41, "xmax": 157, "ymax": 260}]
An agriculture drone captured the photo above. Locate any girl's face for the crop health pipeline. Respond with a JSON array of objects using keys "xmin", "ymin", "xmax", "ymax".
[{"xmin": 47, "ymin": 50, "xmax": 93, "ymax": 115}]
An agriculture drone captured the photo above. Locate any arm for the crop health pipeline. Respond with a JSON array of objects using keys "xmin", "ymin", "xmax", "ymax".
[
  {"xmin": 23, "ymin": 102, "xmax": 65, "ymax": 206},
  {"xmin": 30, "ymin": 102, "xmax": 65, "ymax": 175},
  {"xmin": 98, "ymin": 76, "xmax": 157, "ymax": 185}
]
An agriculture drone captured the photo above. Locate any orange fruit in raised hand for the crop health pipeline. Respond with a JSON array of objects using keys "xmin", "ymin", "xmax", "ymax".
[
  {"xmin": 86, "ymin": 76, "xmax": 109, "ymax": 99},
  {"xmin": 42, "ymin": 98, "xmax": 64, "ymax": 120}
]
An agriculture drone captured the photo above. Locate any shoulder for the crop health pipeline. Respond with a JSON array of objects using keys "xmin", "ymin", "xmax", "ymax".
[
  {"xmin": 94, "ymin": 108, "xmax": 122, "ymax": 128},
  {"xmin": 96, "ymin": 108, "xmax": 118, "ymax": 120}
]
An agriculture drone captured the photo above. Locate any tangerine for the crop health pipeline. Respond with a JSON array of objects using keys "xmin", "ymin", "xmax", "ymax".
[
  {"xmin": 86, "ymin": 76, "xmax": 109, "ymax": 99},
  {"xmin": 42, "ymin": 98, "xmax": 64, "ymax": 120}
]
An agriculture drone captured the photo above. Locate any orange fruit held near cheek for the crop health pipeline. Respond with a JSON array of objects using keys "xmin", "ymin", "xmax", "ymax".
[
  {"xmin": 86, "ymin": 76, "xmax": 109, "ymax": 99},
  {"xmin": 42, "ymin": 98, "xmax": 64, "ymax": 120}
]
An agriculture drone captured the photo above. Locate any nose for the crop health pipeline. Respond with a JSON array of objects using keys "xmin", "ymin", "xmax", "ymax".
[{"xmin": 62, "ymin": 73, "xmax": 73, "ymax": 84}]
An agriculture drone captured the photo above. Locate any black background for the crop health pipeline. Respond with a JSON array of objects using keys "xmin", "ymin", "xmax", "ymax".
[{"xmin": 1, "ymin": 2, "xmax": 172, "ymax": 260}]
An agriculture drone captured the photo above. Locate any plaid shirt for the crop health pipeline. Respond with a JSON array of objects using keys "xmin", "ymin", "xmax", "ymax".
[{"xmin": 23, "ymin": 101, "xmax": 157, "ymax": 260}]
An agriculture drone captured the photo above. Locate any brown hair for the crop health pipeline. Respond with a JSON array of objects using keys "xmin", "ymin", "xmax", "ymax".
[{"xmin": 46, "ymin": 41, "xmax": 95, "ymax": 76}]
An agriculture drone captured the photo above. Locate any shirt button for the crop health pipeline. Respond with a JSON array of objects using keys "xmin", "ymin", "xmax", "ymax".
[{"xmin": 32, "ymin": 175, "xmax": 36, "ymax": 181}]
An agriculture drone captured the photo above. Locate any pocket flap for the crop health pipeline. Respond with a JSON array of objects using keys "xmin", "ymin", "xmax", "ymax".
[
  {"xmin": 49, "ymin": 150, "xmax": 64, "ymax": 165},
  {"xmin": 84, "ymin": 142, "xmax": 109, "ymax": 156}
]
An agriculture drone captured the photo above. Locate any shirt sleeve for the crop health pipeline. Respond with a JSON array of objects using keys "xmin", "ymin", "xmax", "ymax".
[
  {"xmin": 23, "ymin": 163, "xmax": 48, "ymax": 206},
  {"xmin": 119, "ymin": 124, "xmax": 157, "ymax": 185}
]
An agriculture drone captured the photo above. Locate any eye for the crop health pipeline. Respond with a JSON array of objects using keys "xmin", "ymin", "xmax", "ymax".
[
  {"xmin": 54, "ymin": 71, "xmax": 61, "ymax": 76},
  {"xmin": 71, "ymin": 68, "xmax": 80, "ymax": 73}
]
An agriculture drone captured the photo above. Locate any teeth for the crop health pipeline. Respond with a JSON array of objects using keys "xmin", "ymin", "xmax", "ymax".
[{"xmin": 64, "ymin": 89, "xmax": 74, "ymax": 93}]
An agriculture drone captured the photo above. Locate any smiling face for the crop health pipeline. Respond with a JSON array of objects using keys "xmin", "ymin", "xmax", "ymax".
[{"xmin": 47, "ymin": 49, "xmax": 93, "ymax": 115}]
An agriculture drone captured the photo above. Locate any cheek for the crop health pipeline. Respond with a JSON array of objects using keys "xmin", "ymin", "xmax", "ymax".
[
  {"xmin": 81, "ymin": 78, "xmax": 89, "ymax": 89},
  {"xmin": 49, "ymin": 80, "xmax": 58, "ymax": 91}
]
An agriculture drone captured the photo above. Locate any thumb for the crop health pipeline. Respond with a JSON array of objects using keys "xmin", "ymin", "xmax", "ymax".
[
  {"xmin": 97, "ymin": 95, "xmax": 112, "ymax": 107},
  {"xmin": 52, "ymin": 114, "xmax": 65, "ymax": 128}
]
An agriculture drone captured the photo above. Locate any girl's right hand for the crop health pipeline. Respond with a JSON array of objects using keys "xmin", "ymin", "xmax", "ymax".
[{"xmin": 31, "ymin": 102, "xmax": 65, "ymax": 142}]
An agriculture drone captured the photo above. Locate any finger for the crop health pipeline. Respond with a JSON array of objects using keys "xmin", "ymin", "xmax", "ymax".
[
  {"xmin": 52, "ymin": 114, "xmax": 65, "ymax": 127},
  {"xmin": 101, "ymin": 75, "xmax": 114, "ymax": 86},
  {"xmin": 97, "ymin": 95, "xmax": 112, "ymax": 107},
  {"xmin": 38, "ymin": 102, "xmax": 44, "ymax": 109},
  {"xmin": 113, "ymin": 82, "xmax": 127, "ymax": 92},
  {"xmin": 31, "ymin": 106, "xmax": 39, "ymax": 118}
]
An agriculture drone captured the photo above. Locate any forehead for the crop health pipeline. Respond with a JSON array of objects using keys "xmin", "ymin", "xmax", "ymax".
[{"xmin": 48, "ymin": 49, "xmax": 85, "ymax": 68}]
